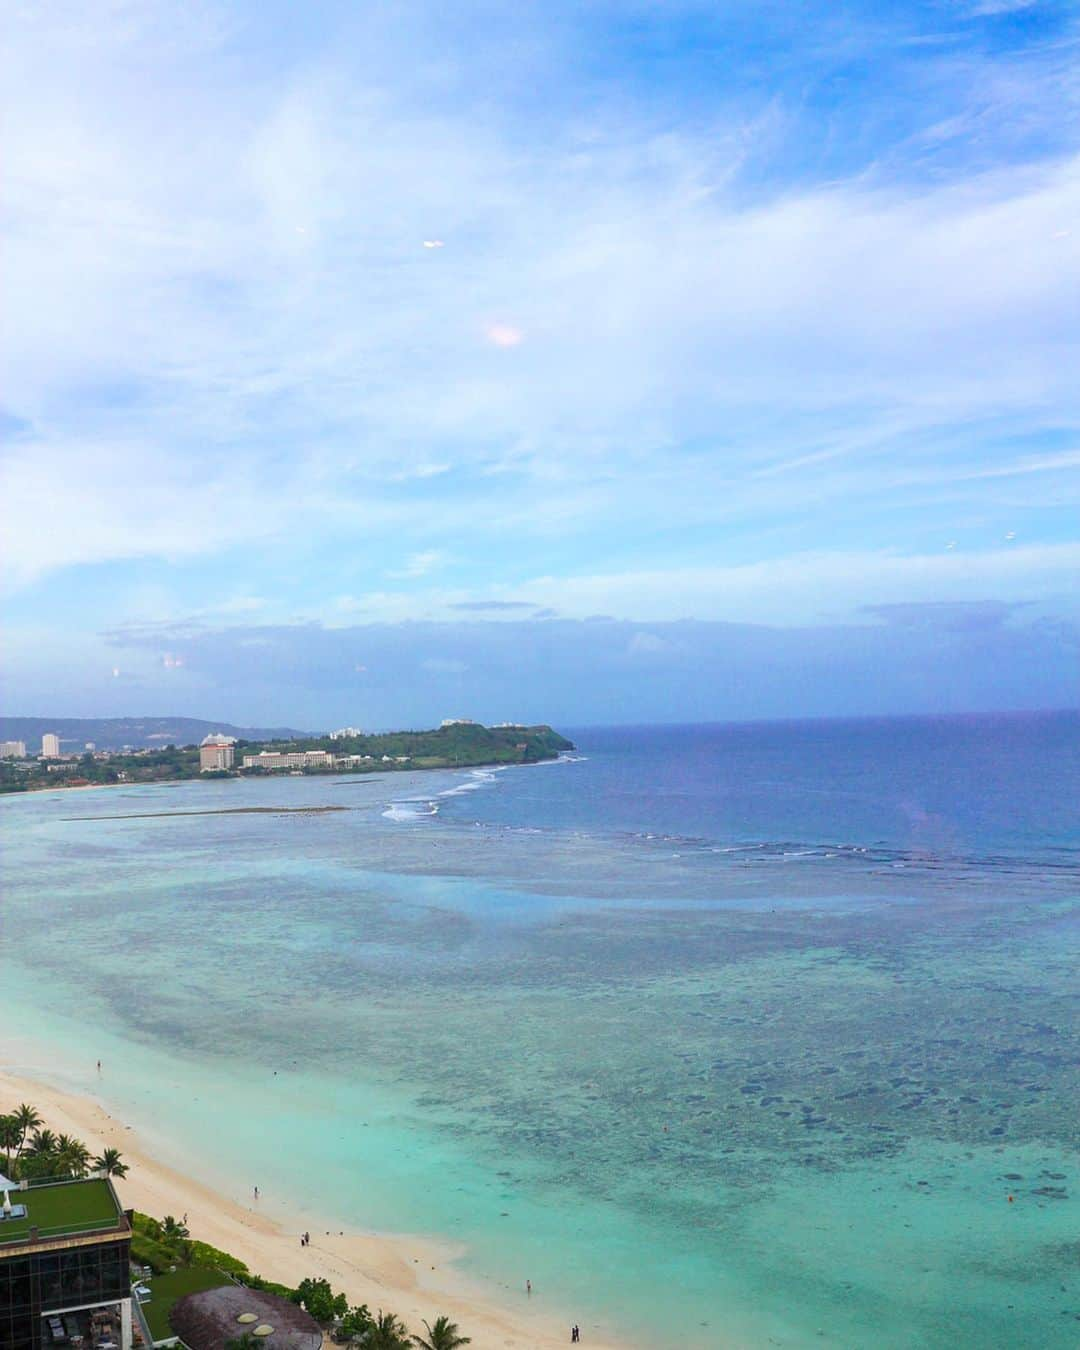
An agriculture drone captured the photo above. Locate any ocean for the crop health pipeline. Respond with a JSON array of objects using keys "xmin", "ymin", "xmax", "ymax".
[{"xmin": 1, "ymin": 711, "xmax": 1077, "ymax": 1347}]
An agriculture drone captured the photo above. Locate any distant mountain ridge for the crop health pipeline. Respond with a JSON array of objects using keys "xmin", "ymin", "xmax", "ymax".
[{"xmin": 0, "ymin": 716, "xmax": 310, "ymax": 751}]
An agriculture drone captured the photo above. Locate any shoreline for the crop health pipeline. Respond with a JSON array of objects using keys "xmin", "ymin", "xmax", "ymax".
[
  {"xmin": 4, "ymin": 739, "xmax": 572, "ymax": 799},
  {"xmin": 0, "ymin": 1067, "xmax": 625, "ymax": 1350}
]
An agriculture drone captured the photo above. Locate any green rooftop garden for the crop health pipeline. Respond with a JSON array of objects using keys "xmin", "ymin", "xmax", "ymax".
[
  {"xmin": 0, "ymin": 1177, "xmax": 122, "ymax": 1245},
  {"xmin": 139, "ymin": 1266, "xmax": 232, "ymax": 1342}
]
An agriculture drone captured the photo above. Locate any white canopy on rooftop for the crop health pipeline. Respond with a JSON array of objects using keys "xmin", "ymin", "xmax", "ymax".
[{"xmin": 0, "ymin": 1174, "xmax": 17, "ymax": 1190}]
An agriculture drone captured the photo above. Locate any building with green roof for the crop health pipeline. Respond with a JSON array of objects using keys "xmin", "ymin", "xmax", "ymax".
[{"xmin": 0, "ymin": 1175, "xmax": 134, "ymax": 1350}]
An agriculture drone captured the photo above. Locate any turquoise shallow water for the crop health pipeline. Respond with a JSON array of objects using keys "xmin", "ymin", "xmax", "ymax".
[{"xmin": 0, "ymin": 716, "xmax": 1078, "ymax": 1347}]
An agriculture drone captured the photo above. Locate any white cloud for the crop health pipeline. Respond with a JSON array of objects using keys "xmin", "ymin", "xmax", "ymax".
[
  {"xmin": 966, "ymin": 0, "xmax": 1038, "ymax": 15},
  {"xmin": 386, "ymin": 550, "xmax": 447, "ymax": 580},
  {"xmin": 0, "ymin": 0, "xmax": 1077, "ymax": 604},
  {"xmin": 317, "ymin": 541, "xmax": 1080, "ymax": 627}
]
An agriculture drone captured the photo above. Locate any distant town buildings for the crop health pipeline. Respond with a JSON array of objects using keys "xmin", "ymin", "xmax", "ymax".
[
  {"xmin": 0, "ymin": 740, "xmax": 26, "ymax": 758},
  {"xmin": 440, "ymin": 718, "xmax": 476, "ymax": 727},
  {"xmin": 199, "ymin": 734, "xmax": 236, "ymax": 772},
  {"xmin": 41, "ymin": 732, "xmax": 61, "ymax": 757},
  {"xmin": 329, "ymin": 726, "xmax": 363, "ymax": 739},
  {"xmin": 242, "ymin": 749, "xmax": 335, "ymax": 771}
]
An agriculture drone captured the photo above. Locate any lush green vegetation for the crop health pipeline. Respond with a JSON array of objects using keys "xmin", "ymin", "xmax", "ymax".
[
  {"xmin": 0, "ymin": 1103, "xmax": 128, "ymax": 1182},
  {"xmin": 140, "ymin": 1264, "xmax": 233, "ymax": 1341},
  {"xmin": 239, "ymin": 722, "xmax": 573, "ymax": 775},
  {"xmin": 0, "ymin": 745, "xmax": 198, "ymax": 793}
]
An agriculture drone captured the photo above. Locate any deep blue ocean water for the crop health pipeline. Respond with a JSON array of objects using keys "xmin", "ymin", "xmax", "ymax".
[
  {"xmin": 442, "ymin": 712, "xmax": 1078, "ymax": 860},
  {"xmin": 1, "ymin": 711, "xmax": 1077, "ymax": 1347}
]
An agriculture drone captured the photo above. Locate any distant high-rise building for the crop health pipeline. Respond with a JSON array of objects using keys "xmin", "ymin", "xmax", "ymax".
[
  {"xmin": 0, "ymin": 740, "xmax": 26, "ymax": 758},
  {"xmin": 85, "ymin": 741, "xmax": 96, "ymax": 751},
  {"xmin": 41, "ymin": 732, "xmax": 61, "ymax": 757},
  {"xmin": 199, "ymin": 733, "xmax": 236, "ymax": 772}
]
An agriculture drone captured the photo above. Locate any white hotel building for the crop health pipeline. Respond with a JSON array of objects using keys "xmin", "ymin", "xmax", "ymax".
[{"xmin": 241, "ymin": 749, "xmax": 336, "ymax": 771}]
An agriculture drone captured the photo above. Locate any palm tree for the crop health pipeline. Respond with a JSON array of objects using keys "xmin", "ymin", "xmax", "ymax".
[
  {"xmin": 28, "ymin": 1128, "xmax": 57, "ymax": 1157},
  {"xmin": 161, "ymin": 1215, "xmax": 189, "ymax": 1239},
  {"xmin": 13, "ymin": 1105, "xmax": 41, "ymax": 1159},
  {"xmin": 92, "ymin": 1148, "xmax": 128, "ymax": 1178},
  {"xmin": 366, "ymin": 1311, "xmax": 412, "ymax": 1350},
  {"xmin": 412, "ymin": 1316, "xmax": 471, "ymax": 1350},
  {"xmin": 0, "ymin": 1116, "xmax": 21, "ymax": 1174},
  {"xmin": 53, "ymin": 1136, "xmax": 91, "ymax": 1179}
]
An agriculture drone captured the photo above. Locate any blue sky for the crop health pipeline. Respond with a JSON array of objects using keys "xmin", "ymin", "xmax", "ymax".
[{"xmin": 1, "ymin": 0, "xmax": 1077, "ymax": 727}]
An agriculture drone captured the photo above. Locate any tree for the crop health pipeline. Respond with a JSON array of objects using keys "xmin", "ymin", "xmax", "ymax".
[
  {"xmin": 161, "ymin": 1215, "xmax": 189, "ymax": 1239},
  {"xmin": 366, "ymin": 1311, "xmax": 412, "ymax": 1350},
  {"xmin": 13, "ymin": 1104, "xmax": 41, "ymax": 1159},
  {"xmin": 0, "ymin": 1116, "xmax": 20, "ymax": 1174},
  {"xmin": 292, "ymin": 1277, "xmax": 348, "ymax": 1325},
  {"xmin": 92, "ymin": 1147, "xmax": 129, "ymax": 1178},
  {"xmin": 338, "ymin": 1305, "xmax": 373, "ymax": 1343},
  {"xmin": 411, "ymin": 1316, "xmax": 471, "ymax": 1350},
  {"xmin": 28, "ymin": 1128, "xmax": 57, "ymax": 1157},
  {"xmin": 51, "ymin": 1135, "xmax": 91, "ymax": 1179},
  {"xmin": 54, "ymin": 1141, "xmax": 91, "ymax": 1179}
]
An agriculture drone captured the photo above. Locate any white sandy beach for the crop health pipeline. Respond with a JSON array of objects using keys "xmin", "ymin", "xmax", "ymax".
[{"xmin": 0, "ymin": 1069, "xmax": 625, "ymax": 1350}]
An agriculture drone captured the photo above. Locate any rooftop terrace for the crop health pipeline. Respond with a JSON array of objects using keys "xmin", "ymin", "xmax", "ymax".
[{"xmin": 0, "ymin": 1177, "xmax": 127, "ymax": 1248}]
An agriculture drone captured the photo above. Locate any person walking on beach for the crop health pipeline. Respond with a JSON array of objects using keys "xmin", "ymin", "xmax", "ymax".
[
  {"xmin": 526, "ymin": 1279, "xmax": 531, "ymax": 1297},
  {"xmin": 253, "ymin": 1186, "xmax": 259, "ymax": 1199},
  {"xmin": 571, "ymin": 1325, "xmax": 580, "ymax": 1342}
]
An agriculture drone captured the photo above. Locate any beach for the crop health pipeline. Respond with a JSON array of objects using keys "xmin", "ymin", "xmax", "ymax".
[{"xmin": 0, "ymin": 1068, "xmax": 622, "ymax": 1350}]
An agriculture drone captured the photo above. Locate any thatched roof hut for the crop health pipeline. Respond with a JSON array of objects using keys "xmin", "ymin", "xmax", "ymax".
[{"xmin": 170, "ymin": 1285, "xmax": 322, "ymax": 1350}]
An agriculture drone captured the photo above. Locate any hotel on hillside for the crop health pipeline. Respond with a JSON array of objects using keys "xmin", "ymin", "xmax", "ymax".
[
  {"xmin": 0, "ymin": 1175, "xmax": 136, "ymax": 1350},
  {"xmin": 198, "ymin": 735, "xmax": 236, "ymax": 772}
]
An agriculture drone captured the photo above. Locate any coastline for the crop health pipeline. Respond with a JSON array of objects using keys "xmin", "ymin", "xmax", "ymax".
[
  {"xmin": 0, "ymin": 754, "xmax": 558, "ymax": 798},
  {"xmin": 0, "ymin": 1068, "xmax": 625, "ymax": 1350}
]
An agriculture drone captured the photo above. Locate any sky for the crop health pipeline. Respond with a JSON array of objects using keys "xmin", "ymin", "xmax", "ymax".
[{"xmin": 2, "ymin": 0, "xmax": 1078, "ymax": 729}]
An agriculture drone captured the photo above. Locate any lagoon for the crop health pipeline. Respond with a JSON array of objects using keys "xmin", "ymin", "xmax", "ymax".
[{"xmin": 1, "ymin": 714, "xmax": 1077, "ymax": 1347}]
